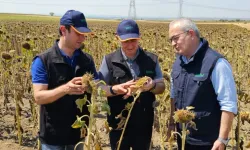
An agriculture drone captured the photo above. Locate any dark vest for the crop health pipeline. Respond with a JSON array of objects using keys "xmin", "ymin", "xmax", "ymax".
[
  {"xmin": 105, "ymin": 48, "xmax": 157, "ymax": 133},
  {"xmin": 36, "ymin": 40, "xmax": 95, "ymax": 145},
  {"xmin": 171, "ymin": 39, "xmax": 223, "ymax": 145}
]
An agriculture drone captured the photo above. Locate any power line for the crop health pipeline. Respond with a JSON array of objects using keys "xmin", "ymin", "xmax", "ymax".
[
  {"xmin": 183, "ymin": 1, "xmax": 250, "ymax": 12},
  {"xmin": 0, "ymin": 0, "xmax": 178, "ymax": 7},
  {"xmin": 1, "ymin": 0, "xmax": 249, "ymax": 13}
]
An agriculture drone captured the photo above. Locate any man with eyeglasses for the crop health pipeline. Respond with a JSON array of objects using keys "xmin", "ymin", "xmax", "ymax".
[
  {"xmin": 168, "ymin": 18, "xmax": 237, "ymax": 150},
  {"xmin": 31, "ymin": 10, "xmax": 98, "ymax": 150}
]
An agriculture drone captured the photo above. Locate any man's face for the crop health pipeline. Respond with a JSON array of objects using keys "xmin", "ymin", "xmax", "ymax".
[
  {"xmin": 169, "ymin": 24, "xmax": 192, "ymax": 57},
  {"xmin": 120, "ymin": 39, "xmax": 139, "ymax": 57},
  {"xmin": 62, "ymin": 26, "xmax": 86, "ymax": 50}
]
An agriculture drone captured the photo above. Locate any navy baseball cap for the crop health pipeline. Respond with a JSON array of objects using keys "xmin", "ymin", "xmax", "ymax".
[
  {"xmin": 116, "ymin": 19, "xmax": 140, "ymax": 41},
  {"xmin": 60, "ymin": 10, "xmax": 91, "ymax": 34}
]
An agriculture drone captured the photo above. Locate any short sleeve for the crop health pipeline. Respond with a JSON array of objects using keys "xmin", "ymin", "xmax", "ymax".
[{"xmin": 31, "ymin": 57, "xmax": 48, "ymax": 84}]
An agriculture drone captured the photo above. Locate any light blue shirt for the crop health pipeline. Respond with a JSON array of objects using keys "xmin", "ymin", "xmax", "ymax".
[
  {"xmin": 170, "ymin": 42, "xmax": 238, "ymax": 115},
  {"xmin": 121, "ymin": 48, "xmax": 140, "ymax": 79}
]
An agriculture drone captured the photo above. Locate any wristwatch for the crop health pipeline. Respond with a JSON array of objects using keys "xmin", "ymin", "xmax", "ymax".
[
  {"xmin": 217, "ymin": 137, "xmax": 230, "ymax": 146},
  {"xmin": 109, "ymin": 86, "xmax": 116, "ymax": 95}
]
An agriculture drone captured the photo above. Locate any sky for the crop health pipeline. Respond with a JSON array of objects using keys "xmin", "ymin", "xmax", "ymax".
[{"xmin": 0, "ymin": 0, "xmax": 250, "ymax": 19}]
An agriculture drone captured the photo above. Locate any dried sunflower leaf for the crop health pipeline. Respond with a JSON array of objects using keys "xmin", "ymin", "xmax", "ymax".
[
  {"xmin": 76, "ymin": 96, "xmax": 87, "ymax": 113},
  {"xmin": 246, "ymin": 141, "xmax": 250, "ymax": 148},
  {"xmin": 115, "ymin": 113, "xmax": 123, "ymax": 119},
  {"xmin": 87, "ymin": 104, "xmax": 99, "ymax": 114},
  {"xmin": 81, "ymin": 127, "xmax": 87, "ymax": 138},
  {"xmin": 116, "ymin": 117, "xmax": 126, "ymax": 130},
  {"xmin": 72, "ymin": 115, "xmax": 85, "ymax": 128},
  {"xmin": 188, "ymin": 121, "xmax": 197, "ymax": 130},
  {"xmin": 125, "ymin": 103, "xmax": 132, "ymax": 110},
  {"xmin": 104, "ymin": 120, "xmax": 111, "ymax": 134},
  {"xmin": 101, "ymin": 102, "xmax": 111, "ymax": 115},
  {"xmin": 95, "ymin": 142, "xmax": 102, "ymax": 150}
]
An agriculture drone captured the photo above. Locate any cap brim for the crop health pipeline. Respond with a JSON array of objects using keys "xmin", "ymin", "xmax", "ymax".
[
  {"xmin": 118, "ymin": 33, "xmax": 140, "ymax": 41},
  {"xmin": 71, "ymin": 26, "xmax": 91, "ymax": 35}
]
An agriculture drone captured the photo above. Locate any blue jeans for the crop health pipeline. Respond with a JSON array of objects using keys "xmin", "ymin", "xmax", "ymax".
[{"xmin": 41, "ymin": 143, "xmax": 83, "ymax": 150}]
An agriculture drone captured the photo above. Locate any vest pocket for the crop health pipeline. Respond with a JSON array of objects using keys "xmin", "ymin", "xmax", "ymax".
[
  {"xmin": 192, "ymin": 111, "xmax": 212, "ymax": 135},
  {"xmin": 171, "ymin": 71, "xmax": 181, "ymax": 99},
  {"xmin": 112, "ymin": 70, "xmax": 126, "ymax": 84},
  {"xmin": 188, "ymin": 73, "xmax": 209, "ymax": 93},
  {"xmin": 172, "ymin": 71, "xmax": 180, "ymax": 79},
  {"xmin": 113, "ymin": 69, "xmax": 126, "ymax": 77},
  {"xmin": 172, "ymin": 72, "xmax": 181, "ymax": 88},
  {"xmin": 56, "ymin": 75, "xmax": 67, "ymax": 85}
]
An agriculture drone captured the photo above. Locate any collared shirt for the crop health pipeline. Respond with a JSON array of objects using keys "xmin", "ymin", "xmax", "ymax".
[
  {"xmin": 182, "ymin": 41, "xmax": 203, "ymax": 64},
  {"xmin": 170, "ymin": 42, "xmax": 238, "ymax": 115},
  {"xmin": 98, "ymin": 48, "xmax": 163, "ymax": 85},
  {"xmin": 31, "ymin": 44, "xmax": 98, "ymax": 84},
  {"xmin": 59, "ymin": 48, "xmax": 81, "ymax": 68},
  {"xmin": 121, "ymin": 48, "xmax": 140, "ymax": 79}
]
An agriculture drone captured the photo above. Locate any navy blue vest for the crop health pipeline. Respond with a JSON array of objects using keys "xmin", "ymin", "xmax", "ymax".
[
  {"xmin": 36, "ymin": 40, "xmax": 95, "ymax": 145},
  {"xmin": 171, "ymin": 39, "xmax": 223, "ymax": 145},
  {"xmin": 105, "ymin": 48, "xmax": 157, "ymax": 134}
]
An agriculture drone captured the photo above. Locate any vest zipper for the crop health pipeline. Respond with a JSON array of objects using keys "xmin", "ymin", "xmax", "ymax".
[{"xmin": 181, "ymin": 72, "xmax": 188, "ymax": 108}]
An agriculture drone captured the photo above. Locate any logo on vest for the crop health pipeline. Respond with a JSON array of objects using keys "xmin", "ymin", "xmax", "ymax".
[
  {"xmin": 146, "ymin": 70, "xmax": 154, "ymax": 74},
  {"xmin": 195, "ymin": 73, "xmax": 204, "ymax": 77}
]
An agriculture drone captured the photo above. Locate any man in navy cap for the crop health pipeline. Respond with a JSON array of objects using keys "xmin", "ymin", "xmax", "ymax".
[
  {"xmin": 99, "ymin": 19, "xmax": 165, "ymax": 150},
  {"xmin": 31, "ymin": 10, "xmax": 98, "ymax": 150}
]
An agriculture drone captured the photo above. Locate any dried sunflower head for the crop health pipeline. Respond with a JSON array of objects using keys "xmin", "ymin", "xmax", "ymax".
[
  {"xmin": 22, "ymin": 42, "xmax": 31, "ymax": 50},
  {"xmin": 130, "ymin": 76, "xmax": 150, "ymax": 95},
  {"xmin": 173, "ymin": 109, "xmax": 195, "ymax": 123},
  {"xmin": 82, "ymin": 73, "xmax": 93, "ymax": 93},
  {"xmin": 188, "ymin": 121, "xmax": 197, "ymax": 130},
  {"xmin": 240, "ymin": 112, "xmax": 250, "ymax": 124},
  {"xmin": 134, "ymin": 76, "xmax": 150, "ymax": 88},
  {"xmin": 1, "ymin": 52, "xmax": 12, "ymax": 60}
]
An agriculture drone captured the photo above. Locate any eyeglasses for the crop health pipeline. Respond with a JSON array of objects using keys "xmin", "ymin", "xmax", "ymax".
[{"xmin": 169, "ymin": 31, "xmax": 188, "ymax": 43}]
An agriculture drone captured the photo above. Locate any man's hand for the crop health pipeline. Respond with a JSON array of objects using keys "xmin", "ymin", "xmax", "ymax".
[
  {"xmin": 141, "ymin": 77, "xmax": 155, "ymax": 92},
  {"xmin": 211, "ymin": 140, "xmax": 226, "ymax": 150},
  {"xmin": 122, "ymin": 77, "xmax": 156, "ymax": 99},
  {"xmin": 112, "ymin": 80, "xmax": 136, "ymax": 95},
  {"xmin": 63, "ymin": 77, "xmax": 85, "ymax": 95}
]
